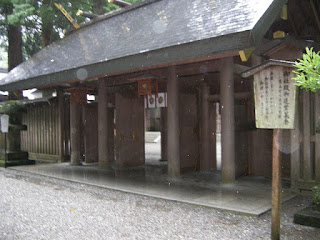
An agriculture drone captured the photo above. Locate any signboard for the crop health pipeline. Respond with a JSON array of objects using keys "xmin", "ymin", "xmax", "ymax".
[
  {"xmin": 0, "ymin": 114, "xmax": 9, "ymax": 133},
  {"xmin": 253, "ymin": 66, "xmax": 296, "ymax": 129}
]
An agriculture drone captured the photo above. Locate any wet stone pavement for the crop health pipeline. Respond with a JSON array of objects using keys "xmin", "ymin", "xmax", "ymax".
[{"xmin": 1, "ymin": 168, "xmax": 320, "ymax": 240}]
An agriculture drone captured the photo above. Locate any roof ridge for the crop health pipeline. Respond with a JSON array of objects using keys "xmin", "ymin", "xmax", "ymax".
[{"xmin": 66, "ymin": 0, "xmax": 162, "ymax": 34}]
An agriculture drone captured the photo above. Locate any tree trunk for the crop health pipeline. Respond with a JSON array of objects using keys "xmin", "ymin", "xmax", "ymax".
[
  {"xmin": 41, "ymin": 0, "xmax": 53, "ymax": 47},
  {"xmin": 8, "ymin": 24, "xmax": 22, "ymax": 71},
  {"xmin": 8, "ymin": 24, "xmax": 23, "ymax": 100}
]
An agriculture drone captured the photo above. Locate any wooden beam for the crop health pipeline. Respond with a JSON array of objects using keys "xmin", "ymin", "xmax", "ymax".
[
  {"xmin": 239, "ymin": 48, "xmax": 254, "ymax": 62},
  {"xmin": 39, "ymin": 51, "xmax": 239, "ymax": 90},
  {"xmin": 208, "ymin": 92, "xmax": 251, "ymax": 102}
]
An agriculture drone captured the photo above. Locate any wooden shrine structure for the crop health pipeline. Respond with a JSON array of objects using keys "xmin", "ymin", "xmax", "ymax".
[{"xmin": 0, "ymin": 0, "xmax": 320, "ymax": 191}]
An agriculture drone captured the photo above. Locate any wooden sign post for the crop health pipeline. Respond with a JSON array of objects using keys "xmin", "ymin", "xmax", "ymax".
[
  {"xmin": 272, "ymin": 128, "xmax": 281, "ymax": 240},
  {"xmin": 242, "ymin": 60, "xmax": 297, "ymax": 240}
]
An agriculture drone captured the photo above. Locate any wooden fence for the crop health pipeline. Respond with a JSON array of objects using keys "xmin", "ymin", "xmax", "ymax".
[
  {"xmin": 19, "ymin": 96, "xmax": 70, "ymax": 162},
  {"xmin": 290, "ymin": 90, "xmax": 320, "ymax": 191}
]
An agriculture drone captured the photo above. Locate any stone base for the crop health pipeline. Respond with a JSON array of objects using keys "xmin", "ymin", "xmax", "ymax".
[
  {"xmin": 0, "ymin": 151, "xmax": 35, "ymax": 167},
  {"xmin": 294, "ymin": 206, "xmax": 320, "ymax": 228}
]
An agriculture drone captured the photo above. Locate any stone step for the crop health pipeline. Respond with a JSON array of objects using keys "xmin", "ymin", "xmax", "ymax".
[
  {"xmin": 0, "ymin": 151, "xmax": 29, "ymax": 161},
  {"xmin": 0, "ymin": 159, "xmax": 35, "ymax": 167}
]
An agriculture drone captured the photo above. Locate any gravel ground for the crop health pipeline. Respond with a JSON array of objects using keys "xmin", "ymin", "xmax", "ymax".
[{"xmin": 0, "ymin": 168, "xmax": 319, "ymax": 240}]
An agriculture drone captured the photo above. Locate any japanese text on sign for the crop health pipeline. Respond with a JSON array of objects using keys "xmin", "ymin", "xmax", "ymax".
[{"xmin": 253, "ymin": 66, "xmax": 297, "ymax": 129}]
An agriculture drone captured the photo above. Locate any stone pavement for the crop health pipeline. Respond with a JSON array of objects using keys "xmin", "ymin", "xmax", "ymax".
[
  {"xmin": 2, "ymin": 168, "xmax": 319, "ymax": 240},
  {"xmin": 10, "ymin": 161, "xmax": 294, "ymax": 216}
]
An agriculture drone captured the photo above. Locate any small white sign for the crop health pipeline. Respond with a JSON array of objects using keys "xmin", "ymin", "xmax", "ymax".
[
  {"xmin": 0, "ymin": 114, "xmax": 9, "ymax": 133},
  {"xmin": 144, "ymin": 93, "xmax": 167, "ymax": 109},
  {"xmin": 156, "ymin": 92, "xmax": 167, "ymax": 108},
  {"xmin": 148, "ymin": 95, "xmax": 156, "ymax": 108},
  {"xmin": 254, "ymin": 66, "xmax": 297, "ymax": 129}
]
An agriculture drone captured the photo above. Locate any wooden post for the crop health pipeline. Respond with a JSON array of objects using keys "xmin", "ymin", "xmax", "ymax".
[
  {"xmin": 167, "ymin": 66, "xmax": 180, "ymax": 177},
  {"xmin": 98, "ymin": 78, "xmax": 109, "ymax": 168},
  {"xmin": 58, "ymin": 90, "xmax": 66, "ymax": 162},
  {"xmin": 160, "ymin": 107, "xmax": 167, "ymax": 161},
  {"xmin": 200, "ymin": 82, "xmax": 210, "ymax": 170},
  {"xmin": 209, "ymin": 102, "xmax": 217, "ymax": 171},
  {"xmin": 315, "ymin": 92, "xmax": 320, "ymax": 183},
  {"xmin": 302, "ymin": 91, "xmax": 311, "ymax": 181},
  {"xmin": 271, "ymin": 128, "xmax": 281, "ymax": 240},
  {"xmin": 220, "ymin": 57, "xmax": 235, "ymax": 183},
  {"xmin": 290, "ymin": 98, "xmax": 301, "ymax": 190},
  {"xmin": 70, "ymin": 102, "xmax": 81, "ymax": 165}
]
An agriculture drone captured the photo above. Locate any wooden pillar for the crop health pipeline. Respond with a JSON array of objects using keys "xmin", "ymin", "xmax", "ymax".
[
  {"xmin": 98, "ymin": 78, "xmax": 109, "ymax": 168},
  {"xmin": 271, "ymin": 129, "xmax": 281, "ymax": 240},
  {"xmin": 84, "ymin": 104, "xmax": 98, "ymax": 164},
  {"xmin": 160, "ymin": 107, "xmax": 167, "ymax": 161},
  {"xmin": 315, "ymin": 92, "xmax": 320, "ymax": 183},
  {"xmin": 220, "ymin": 57, "xmax": 235, "ymax": 183},
  {"xmin": 200, "ymin": 82, "xmax": 211, "ymax": 170},
  {"xmin": 248, "ymin": 54, "xmax": 262, "ymax": 175},
  {"xmin": 107, "ymin": 107, "xmax": 115, "ymax": 162},
  {"xmin": 70, "ymin": 102, "xmax": 81, "ymax": 165},
  {"xmin": 167, "ymin": 66, "xmax": 180, "ymax": 177},
  {"xmin": 209, "ymin": 102, "xmax": 217, "ymax": 171},
  {"xmin": 291, "ymin": 93, "xmax": 301, "ymax": 189},
  {"xmin": 58, "ymin": 91, "xmax": 66, "ymax": 162},
  {"xmin": 302, "ymin": 91, "xmax": 311, "ymax": 181}
]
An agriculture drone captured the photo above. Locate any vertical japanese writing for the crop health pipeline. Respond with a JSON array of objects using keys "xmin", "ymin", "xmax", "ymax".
[
  {"xmin": 278, "ymin": 76, "xmax": 282, "ymax": 119},
  {"xmin": 259, "ymin": 75, "xmax": 264, "ymax": 118},
  {"xmin": 254, "ymin": 66, "xmax": 296, "ymax": 129},
  {"xmin": 269, "ymin": 71, "xmax": 274, "ymax": 113},
  {"xmin": 283, "ymin": 70, "xmax": 291, "ymax": 125},
  {"xmin": 264, "ymin": 74, "xmax": 269, "ymax": 119}
]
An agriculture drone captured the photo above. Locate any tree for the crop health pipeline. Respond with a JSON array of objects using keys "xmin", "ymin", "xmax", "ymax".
[
  {"xmin": 293, "ymin": 47, "xmax": 320, "ymax": 92},
  {"xmin": 0, "ymin": 0, "xmax": 24, "ymax": 99},
  {"xmin": 0, "ymin": 0, "xmax": 23, "ymax": 71}
]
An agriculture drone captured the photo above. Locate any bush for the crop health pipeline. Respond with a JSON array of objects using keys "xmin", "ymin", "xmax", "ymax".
[
  {"xmin": 0, "ymin": 100, "xmax": 25, "ymax": 115},
  {"xmin": 293, "ymin": 47, "xmax": 320, "ymax": 92}
]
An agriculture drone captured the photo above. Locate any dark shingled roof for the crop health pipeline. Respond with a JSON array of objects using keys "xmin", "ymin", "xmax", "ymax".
[{"xmin": 0, "ymin": 0, "xmax": 286, "ymax": 91}]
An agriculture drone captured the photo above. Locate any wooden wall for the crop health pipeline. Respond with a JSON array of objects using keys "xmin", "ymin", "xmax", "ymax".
[
  {"xmin": 291, "ymin": 90, "xmax": 320, "ymax": 191},
  {"xmin": 19, "ymin": 97, "xmax": 70, "ymax": 162}
]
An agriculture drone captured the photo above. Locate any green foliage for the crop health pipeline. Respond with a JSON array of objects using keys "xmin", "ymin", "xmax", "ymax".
[
  {"xmin": 0, "ymin": 100, "xmax": 25, "ymax": 114},
  {"xmin": 293, "ymin": 47, "xmax": 320, "ymax": 92},
  {"xmin": 312, "ymin": 186, "xmax": 320, "ymax": 211},
  {"xmin": 0, "ymin": 0, "xmax": 14, "ymax": 15},
  {"xmin": 7, "ymin": 2, "xmax": 35, "ymax": 26}
]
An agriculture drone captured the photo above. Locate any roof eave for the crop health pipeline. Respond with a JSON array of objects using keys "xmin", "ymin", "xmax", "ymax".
[
  {"xmin": 250, "ymin": 0, "xmax": 287, "ymax": 45},
  {"xmin": 0, "ymin": 31, "xmax": 253, "ymax": 92}
]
